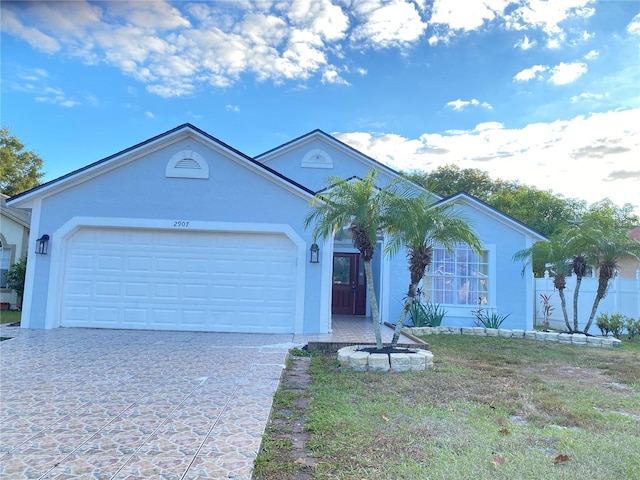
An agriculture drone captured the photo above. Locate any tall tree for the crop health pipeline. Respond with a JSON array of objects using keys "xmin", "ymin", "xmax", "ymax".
[
  {"xmin": 304, "ymin": 168, "xmax": 397, "ymax": 350},
  {"xmin": 490, "ymin": 185, "xmax": 582, "ymax": 237},
  {"xmin": 384, "ymin": 192, "xmax": 482, "ymax": 347},
  {"xmin": 405, "ymin": 165, "xmax": 496, "ymax": 201},
  {"xmin": 0, "ymin": 127, "xmax": 45, "ymax": 196}
]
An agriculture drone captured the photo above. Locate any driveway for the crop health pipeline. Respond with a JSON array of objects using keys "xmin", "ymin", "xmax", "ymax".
[{"xmin": 0, "ymin": 325, "xmax": 296, "ymax": 479}]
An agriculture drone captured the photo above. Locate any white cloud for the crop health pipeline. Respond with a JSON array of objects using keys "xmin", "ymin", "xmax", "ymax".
[
  {"xmin": 446, "ymin": 99, "xmax": 493, "ymax": 111},
  {"xmin": 549, "ymin": 61, "xmax": 587, "ymax": 85},
  {"xmin": 513, "ymin": 61, "xmax": 587, "ymax": 85},
  {"xmin": 584, "ymin": 49, "xmax": 599, "ymax": 59},
  {"xmin": 428, "ymin": 0, "xmax": 511, "ymax": 44},
  {"xmin": 335, "ymin": 109, "xmax": 640, "ymax": 213},
  {"xmin": 225, "ymin": 104, "xmax": 240, "ymax": 112},
  {"xmin": 504, "ymin": 0, "xmax": 596, "ymax": 48},
  {"xmin": 514, "ymin": 34, "xmax": 536, "ymax": 50},
  {"xmin": 322, "ymin": 68, "xmax": 350, "ymax": 85},
  {"xmin": 570, "ymin": 92, "xmax": 606, "ymax": 103},
  {"xmin": 513, "ymin": 64, "xmax": 548, "ymax": 82},
  {"xmin": 351, "ymin": 0, "xmax": 428, "ymax": 48},
  {"xmin": 627, "ymin": 13, "xmax": 640, "ymax": 35},
  {"xmin": 145, "ymin": 111, "xmax": 155, "ymax": 119}
]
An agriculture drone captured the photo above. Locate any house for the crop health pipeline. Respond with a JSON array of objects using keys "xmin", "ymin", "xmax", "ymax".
[
  {"xmin": 6, "ymin": 124, "xmax": 545, "ymax": 333},
  {"xmin": 617, "ymin": 226, "xmax": 640, "ymax": 279},
  {"xmin": 1, "ymin": 194, "xmax": 30, "ymax": 310}
]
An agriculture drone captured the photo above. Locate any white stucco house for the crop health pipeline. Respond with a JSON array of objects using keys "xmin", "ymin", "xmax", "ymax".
[
  {"xmin": 6, "ymin": 124, "xmax": 545, "ymax": 333},
  {"xmin": 1, "ymin": 193, "xmax": 30, "ymax": 310}
]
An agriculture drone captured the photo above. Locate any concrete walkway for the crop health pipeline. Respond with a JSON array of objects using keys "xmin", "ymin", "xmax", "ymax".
[{"xmin": 0, "ymin": 319, "xmax": 418, "ymax": 479}]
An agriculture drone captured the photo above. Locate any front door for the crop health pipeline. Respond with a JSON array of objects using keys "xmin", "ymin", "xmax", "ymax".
[{"xmin": 331, "ymin": 253, "xmax": 366, "ymax": 315}]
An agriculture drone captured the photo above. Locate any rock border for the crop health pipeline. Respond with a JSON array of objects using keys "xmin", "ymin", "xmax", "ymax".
[
  {"xmin": 337, "ymin": 346, "xmax": 434, "ymax": 372},
  {"xmin": 404, "ymin": 326, "xmax": 622, "ymax": 348}
]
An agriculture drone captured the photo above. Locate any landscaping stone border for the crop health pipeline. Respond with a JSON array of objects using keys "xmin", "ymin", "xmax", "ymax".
[
  {"xmin": 337, "ymin": 346, "xmax": 434, "ymax": 372},
  {"xmin": 404, "ymin": 326, "xmax": 622, "ymax": 348}
]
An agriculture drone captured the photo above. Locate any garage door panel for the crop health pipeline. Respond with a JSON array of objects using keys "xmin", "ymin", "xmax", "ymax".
[{"xmin": 61, "ymin": 228, "xmax": 297, "ymax": 333}]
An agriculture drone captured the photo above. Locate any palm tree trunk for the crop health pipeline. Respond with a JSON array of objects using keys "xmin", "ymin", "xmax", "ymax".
[
  {"xmin": 572, "ymin": 276, "xmax": 583, "ymax": 332},
  {"xmin": 363, "ymin": 260, "xmax": 383, "ymax": 349},
  {"xmin": 583, "ymin": 277, "xmax": 610, "ymax": 334},
  {"xmin": 391, "ymin": 283, "xmax": 418, "ymax": 348},
  {"xmin": 558, "ymin": 288, "xmax": 571, "ymax": 332}
]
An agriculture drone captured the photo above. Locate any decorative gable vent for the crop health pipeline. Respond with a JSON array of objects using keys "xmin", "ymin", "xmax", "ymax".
[
  {"xmin": 301, "ymin": 149, "xmax": 333, "ymax": 169},
  {"xmin": 165, "ymin": 149, "xmax": 209, "ymax": 179}
]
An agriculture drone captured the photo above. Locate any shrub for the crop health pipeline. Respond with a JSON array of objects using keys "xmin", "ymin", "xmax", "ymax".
[
  {"xmin": 409, "ymin": 298, "xmax": 446, "ymax": 327},
  {"xmin": 624, "ymin": 317, "xmax": 640, "ymax": 340},
  {"xmin": 6, "ymin": 257, "xmax": 27, "ymax": 309},
  {"xmin": 596, "ymin": 313, "xmax": 627, "ymax": 339},
  {"xmin": 472, "ymin": 306, "xmax": 510, "ymax": 329}
]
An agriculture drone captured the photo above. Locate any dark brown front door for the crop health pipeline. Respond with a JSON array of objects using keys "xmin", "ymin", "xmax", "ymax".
[{"xmin": 332, "ymin": 253, "xmax": 366, "ymax": 315}]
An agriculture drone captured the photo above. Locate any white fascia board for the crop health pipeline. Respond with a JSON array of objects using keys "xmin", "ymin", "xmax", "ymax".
[
  {"xmin": 257, "ymin": 131, "xmax": 413, "ymax": 185},
  {"xmin": 7, "ymin": 130, "xmax": 192, "ymax": 208},
  {"xmin": 8, "ymin": 127, "xmax": 314, "ymax": 207}
]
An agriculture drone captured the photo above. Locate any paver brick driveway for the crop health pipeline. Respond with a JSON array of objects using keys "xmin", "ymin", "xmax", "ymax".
[{"xmin": 0, "ymin": 326, "xmax": 294, "ymax": 479}]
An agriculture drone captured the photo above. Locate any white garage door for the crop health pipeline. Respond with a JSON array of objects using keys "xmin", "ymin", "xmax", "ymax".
[{"xmin": 61, "ymin": 227, "xmax": 298, "ymax": 333}]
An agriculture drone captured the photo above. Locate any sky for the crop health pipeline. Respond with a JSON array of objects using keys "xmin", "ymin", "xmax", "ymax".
[{"xmin": 1, "ymin": 0, "xmax": 639, "ymax": 216}]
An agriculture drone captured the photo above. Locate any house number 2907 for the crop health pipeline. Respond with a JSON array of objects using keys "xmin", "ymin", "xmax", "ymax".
[{"xmin": 173, "ymin": 221, "xmax": 190, "ymax": 227}]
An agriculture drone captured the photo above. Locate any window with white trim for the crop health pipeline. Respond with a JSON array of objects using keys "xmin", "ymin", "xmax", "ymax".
[{"xmin": 423, "ymin": 244, "xmax": 489, "ymax": 305}]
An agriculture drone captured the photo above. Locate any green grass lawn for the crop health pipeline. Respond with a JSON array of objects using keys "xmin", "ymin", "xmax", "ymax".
[
  {"xmin": 255, "ymin": 335, "xmax": 640, "ymax": 480},
  {"xmin": 0, "ymin": 310, "xmax": 20, "ymax": 324}
]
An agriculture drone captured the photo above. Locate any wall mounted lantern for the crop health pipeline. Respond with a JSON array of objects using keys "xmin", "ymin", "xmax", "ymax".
[
  {"xmin": 36, "ymin": 234, "xmax": 50, "ymax": 255},
  {"xmin": 310, "ymin": 243, "xmax": 320, "ymax": 263}
]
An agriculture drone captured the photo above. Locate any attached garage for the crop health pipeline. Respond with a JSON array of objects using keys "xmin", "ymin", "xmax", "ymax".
[{"xmin": 60, "ymin": 227, "xmax": 299, "ymax": 333}]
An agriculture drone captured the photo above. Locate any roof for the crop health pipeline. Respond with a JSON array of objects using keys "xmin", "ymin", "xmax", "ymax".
[
  {"xmin": 628, "ymin": 226, "xmax": 640, "ymax": 242},
  {"xmin": 6, "ymin": 124, "xmax": 314, "ymax": 207},
  {"xmin": 256, "ymin": 129, "xmax": 429, "ymax": 191},
  {"xmin": 438, "ymin": 191, "xmax": 548, "ymax": 242},
  {"xmin": 1, "ymin": 194, "xmax": 30, "ymax": 227}
]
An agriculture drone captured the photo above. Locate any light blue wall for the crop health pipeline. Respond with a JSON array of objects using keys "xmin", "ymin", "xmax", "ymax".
[
  {"xmin": 25, "ymin": 130, "xmax": 537, "ymax": 333},
  {"xmin": 27, "ymin": 137, "xmax": 324, "ymax": 332},
  {"xmin": 262, "ymin": 138, "xmax": 399, "ymax": 192}
]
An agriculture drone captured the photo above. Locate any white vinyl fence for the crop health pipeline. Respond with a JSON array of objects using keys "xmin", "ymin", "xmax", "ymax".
[{"xmin": 535, "ymin": 270, "xmax": 640, "ymax": 333}]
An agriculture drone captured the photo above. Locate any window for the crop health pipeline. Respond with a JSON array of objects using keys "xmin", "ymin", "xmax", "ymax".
[
  {"xmin": 0, "ymin": 241, "xmax": 11, "ymax": 289},
  {"xmin": 423, "ymin": 244, "xmax": 489, "ymax": 306}
]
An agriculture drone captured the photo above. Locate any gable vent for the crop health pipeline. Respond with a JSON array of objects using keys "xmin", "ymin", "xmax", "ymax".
[
  {"xmin": 166, "ymin": 149, "xmax": 209, "ymax": 179},
  {"xmin": 175, "ymin": 158, "xmax": 201, "ymax": 169}
]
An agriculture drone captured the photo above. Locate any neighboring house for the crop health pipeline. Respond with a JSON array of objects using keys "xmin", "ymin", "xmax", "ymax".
[
  {"xmin": 0, "ymin": 193, "xmax": 30, "ymax": 309},
  {"xmin": 7, "ymin": 124, "xmax": 545, "ymax": 333},
  {"xmin": 617, "ymin": 226, "xmax": 640, "ymax": 279}
]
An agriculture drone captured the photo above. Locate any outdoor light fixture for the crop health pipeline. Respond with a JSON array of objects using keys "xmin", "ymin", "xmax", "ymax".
[
  {"xmin": 35, "ymin": 234, "xmax": 50, "ymax": 255},
  {"xmin": 310, "ymin": 243, "xmax": 320, "ymax": 263}
]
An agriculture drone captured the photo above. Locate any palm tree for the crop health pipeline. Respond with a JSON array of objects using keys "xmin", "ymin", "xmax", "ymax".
[
  {"xmin": 563, "ymin": 225, "xmax": 601, "ymax": 332},
  {"xmin": 384, "ymin": 192, "xmax": 482, "ymax": 347},
  {"xmin": 513, "ymin": 237, "xmax": 572, "ymax": 332},
  {"xmin": 583, "ymin": 234, "xmax": 640, "ymax": 334},
  {"xmin": 304, "ymin": 168, "xmax": 395, "ymax": 350}
]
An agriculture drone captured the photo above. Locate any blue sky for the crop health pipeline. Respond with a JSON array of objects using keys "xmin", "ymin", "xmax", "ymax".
[{"xmin": 1, "ymin": 0, "xmax": 639, "ymax": 215}]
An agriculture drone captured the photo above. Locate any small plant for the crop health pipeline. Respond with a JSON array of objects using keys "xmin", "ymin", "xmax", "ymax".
[
  {"xmin": 472, "ymin": 305, "xmax": 510, "ymax": 329},
  {"xmin": 423, "ymin": 301, "xmax": 447, "ymax": 327},
  {"xmin": 539, "ymin": 293, "xmax": 554, "ymax": 331},
  {"xmin": 6, "ymin": 257, "xmax": 27, "ymax": 309},
  {"xmin": 408, "ymin": 296, "xmax": 428, "ymax": 327},
  {"xmin": 408, "ymin": 290, "xmax": 446, "ymax": 327},
  {"xmin": 595, "ymin": 313, "xmax": 627, "ymax": 339},
  {"xmin": 623, "ymin": 317, "xmax": 640, "ymax": 340}
]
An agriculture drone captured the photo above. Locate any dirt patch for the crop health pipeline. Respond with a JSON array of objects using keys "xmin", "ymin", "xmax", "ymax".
[{"xmin": 254, "ymin": 355, "xmax": 315, "ymax": 480}]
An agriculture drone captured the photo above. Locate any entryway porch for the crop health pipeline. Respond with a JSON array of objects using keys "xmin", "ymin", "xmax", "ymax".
[{"xmin": 293, "ymin": 315, "xmax": 428, "ymax": 352}]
